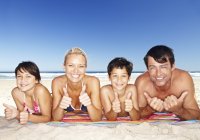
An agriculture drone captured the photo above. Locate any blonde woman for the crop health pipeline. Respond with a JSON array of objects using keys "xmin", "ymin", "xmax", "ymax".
[{"xmin": 52, "ymin": 48, "xmax": 102, "ymax": 121}]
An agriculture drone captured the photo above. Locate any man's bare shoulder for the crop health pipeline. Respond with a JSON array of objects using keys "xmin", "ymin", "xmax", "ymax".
[{"xmin": 173, "ymin": 68, "xmax": 192, "ymax": 81}]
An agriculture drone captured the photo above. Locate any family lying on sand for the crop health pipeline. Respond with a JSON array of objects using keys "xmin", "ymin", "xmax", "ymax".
[{"xmin": 3, "ymin": 45, "xmax": 200, "ymax": 124}]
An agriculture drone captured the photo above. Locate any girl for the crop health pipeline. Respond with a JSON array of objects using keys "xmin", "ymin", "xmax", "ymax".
[{"xmin": 4, "ymin": 61, "xmax": 52, "ymax": 124}]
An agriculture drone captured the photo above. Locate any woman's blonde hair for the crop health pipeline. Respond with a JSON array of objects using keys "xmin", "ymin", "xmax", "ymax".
[{"xmin": 64, "ymin": 47, "xmax": 87, "ymax": 67}]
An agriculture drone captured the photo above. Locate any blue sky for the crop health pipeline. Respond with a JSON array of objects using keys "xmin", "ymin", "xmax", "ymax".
[{"xmin": 0, "ymin": 0, "xmax": 200, "ymax": 72}]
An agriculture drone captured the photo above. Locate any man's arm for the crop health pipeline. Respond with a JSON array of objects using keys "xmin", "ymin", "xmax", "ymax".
[{"xmin": 164, "ymin": 72, "xmax": 200, "ymax": 120}]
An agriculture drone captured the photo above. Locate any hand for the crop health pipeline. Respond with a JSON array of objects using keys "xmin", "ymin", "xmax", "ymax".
[
  {"xmin": 144, "ymin": 92, "xmax": 164, "ymax": 112},
  {"xmin": 163, "ymin": 91, "xmax": 188, "ymax": 112},
  {"xmin": 125, "ymin": 92, "xmax": 133, "ymax": 112},
  {"xmin": 79, "ymin": 84, "xmax": 91, "ymax": 106},
  {"xmin": 59, "ymin": 84, "xmax": 72, "ymax": 109},
  {"xmin": 3, "ymin": 103, "xmax": 19, "ymax": 120},
  {"xmin": 20, "ymin": 106, "xmax": 29, "ymax": 125},
  {"xmin": 112, "ymin": 92, "xmax": 121, "ymax": 113}
]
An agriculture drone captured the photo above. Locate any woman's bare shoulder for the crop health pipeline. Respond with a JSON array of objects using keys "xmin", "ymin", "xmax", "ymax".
[
  {"xmin": 11, "ymin": 87, "xmax": 20, "ymax": 96},
  {"xmin": 85, "ymin": 75, "xmax": 100, "ymax": 84},
  {"xmin": 52, "ymin": 75, "xmax": 66, "ymax": 84}
]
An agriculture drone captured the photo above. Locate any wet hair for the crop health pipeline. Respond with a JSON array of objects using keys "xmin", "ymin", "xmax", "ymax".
[
  {"xmin": 107, "ymin": 57, "xmax": 133, "ymax": 77},
  {"xmin": 64, "ymin": 47, "xmax": 87, "ymax": 67},
  {"xmin": 15, "ymin": 61, "xmax": 41, "ymax": 82},
  {"xmin": 144, "ymin": 45, "xmax": 175, "ymax": 68}
]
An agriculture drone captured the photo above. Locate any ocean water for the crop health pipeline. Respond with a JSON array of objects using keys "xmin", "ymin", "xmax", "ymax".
[
  {"xmin": 0, "ymin": 71, "xmax": 144, "ymax": 80},
  {"xmin": 0, "ymin": 71, "xmax": 199, "ymax": 80}
]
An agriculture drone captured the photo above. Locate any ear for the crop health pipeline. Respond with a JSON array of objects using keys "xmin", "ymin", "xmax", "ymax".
[
  {"xmin": 171, "ymin": 64, "xmax": 175, "ymax": 71},
  {"xmin": 108, "ymin": 75, "xmax": 111, "ymax": 81}
]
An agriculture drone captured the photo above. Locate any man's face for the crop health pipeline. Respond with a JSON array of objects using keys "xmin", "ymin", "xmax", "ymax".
[{"xmin": 147, "ymin": 56, "xmax": 174, "ymax": 87}]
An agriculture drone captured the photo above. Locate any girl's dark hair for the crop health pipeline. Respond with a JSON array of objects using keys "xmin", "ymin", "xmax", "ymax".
[
  {"xmin": 107, "ymin": 57, "xmax": 133, "ymax": 77},
  {"xmin": 15, "ymin": 61, "xmax": 41, "ymax": 82}
]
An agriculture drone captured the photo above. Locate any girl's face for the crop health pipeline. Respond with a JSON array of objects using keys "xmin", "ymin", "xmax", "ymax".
[
  {"xmin": 64, "ymin": 54, "xmax": 86, "ymax": 83},
  {"xmin": 16, "ymin": 69, "xmax": 38, "ymax": 92},
  {"xmin": 109, "ymin": 67, "xmax": 129, "ymax": 91}
]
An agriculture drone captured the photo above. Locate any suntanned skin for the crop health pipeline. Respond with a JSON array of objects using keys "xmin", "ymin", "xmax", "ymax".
[
  {"xmin": 101, "ymin": 67, "xmax": 140, "ymax": 121},
  {"xmin": 135, "ymin": 56, "xmax": 200, "ymax": 120},
  {"xmin": 52, "ymin": 53, "xmax": 102, "ymax": 122}
]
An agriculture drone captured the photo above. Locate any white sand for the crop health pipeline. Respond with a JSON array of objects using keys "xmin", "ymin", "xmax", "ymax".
[{"xmin": 0, "ymin": 75, "xmax": 200, "ymax": 140}]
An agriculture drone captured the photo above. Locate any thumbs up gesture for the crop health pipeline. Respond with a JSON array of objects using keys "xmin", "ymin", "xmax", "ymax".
[
  {"xmin": 3, "ymin": 103, "xmax": 19, "ymax": 120},
  {"xmin": 20, "ymin": 106, "xmax": 29, "ymax": 125},
  {"xmin": 125, "ymin": 92, "xmax": 133, "ymax": 112},
  {"xmin": 59, "ymin": 84, "xmax": 72, "ymax": 109},
  {"xmin": 112, "ymin": 92, "xmax": 121, "ymax": 113},
  {"xmin": 144, "ymin": 92, "xmax": 164, "ymax": 112},
  {"xmin": 163, "ymin": 91, "xmax": 188, "ymax": 112},
  {"xmin": 79, "ymin": 84, "xmax": 91, "ymax": 106}
]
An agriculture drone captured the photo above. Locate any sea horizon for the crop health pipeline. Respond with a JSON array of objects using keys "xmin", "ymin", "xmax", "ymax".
[{"xmin": 0, "ymin": 71, "xmax": 200, "ymax": 80}]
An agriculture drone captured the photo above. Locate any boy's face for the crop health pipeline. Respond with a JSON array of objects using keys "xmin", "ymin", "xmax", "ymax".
[{"xmin": 109, "ymin": 67, "xmax": 129, "ymax": 91}]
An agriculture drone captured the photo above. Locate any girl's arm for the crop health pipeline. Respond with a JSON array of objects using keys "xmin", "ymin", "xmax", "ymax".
[
  {"xmin": 27, "ymin": 85, "xmax": 52, "ymax": 123},
  {"xmin": 51, "ymin": 78, "xmax": 66, "ymax": 121}
]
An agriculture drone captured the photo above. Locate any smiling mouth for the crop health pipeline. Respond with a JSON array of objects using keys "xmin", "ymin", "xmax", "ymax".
[
  {"xmin": 156, "ymin": 77, "xmax": 164, "ymax": 80},
  {"xmin": 20, "ymin": 84, "xmax": 28, "ymax": 87},
  {"xmin": 72, "ymin": 74, "xmax": 79, "ymax": 78}
]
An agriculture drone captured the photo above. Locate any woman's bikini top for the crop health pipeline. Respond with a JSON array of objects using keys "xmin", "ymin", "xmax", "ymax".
[{"xmin": 64, "ymin": 104, "xmax": 87, "ymax": 112}]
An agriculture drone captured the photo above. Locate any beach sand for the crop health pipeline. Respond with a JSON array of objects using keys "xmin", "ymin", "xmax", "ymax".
[{"xmin": 0, "ymin": 75, "xmax": 200, "ymax": 140}]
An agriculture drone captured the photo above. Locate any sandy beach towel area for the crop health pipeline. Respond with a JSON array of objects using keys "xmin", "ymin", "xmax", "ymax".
[{"xmin": 0, "ymin": 75, "xmax": 200, "ymax": 140}]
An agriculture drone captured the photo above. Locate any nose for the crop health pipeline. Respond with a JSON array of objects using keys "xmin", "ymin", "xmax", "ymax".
[
  {"xmin": 117, "ymin": 76, "xmax": 122, "ymax": 82},
  {"xmin": 156, "ymin": 67, "xmax": 162, "ymax": 76},
  {"xmin": 72, "ymin": 66, "xmax": 79, "ymax": 73}
]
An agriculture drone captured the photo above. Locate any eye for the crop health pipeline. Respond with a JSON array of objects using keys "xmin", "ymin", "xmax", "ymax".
[
  {"xmin": 148, "ymin": 66, "xmax": 155, "ymax": 71},
  {"xmin": 112, "ymin": 74, "xmax": 117, "ymax": 78},
  {"xmin": 160, "ymin": 65, "xmax": 168, "ymax": 69},
  {"xmin": 79, "ymin": 65, "xmax": 85, "ymax": 68},
  {"xmin": 122, "ymin": 74, "xmax": 128, "ymax": 78},
  {"xmin": 17, "ymin": 75, "xmax": 21, "ymax": 78}
]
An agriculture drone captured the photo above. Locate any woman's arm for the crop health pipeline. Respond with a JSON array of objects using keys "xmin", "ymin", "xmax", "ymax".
[{"xmin": 86, "ymin": 77, "xmax": 102, "ymax": 121}]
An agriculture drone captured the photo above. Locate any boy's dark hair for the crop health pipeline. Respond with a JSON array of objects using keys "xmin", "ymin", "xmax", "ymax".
[
  {"xmin": 144, "ymin": 45, "xmax": 175, "ymax": 68},
  {"xmin": 15, "ymin": 61, "xmax": 41, "ymax": 82},
  {"xmin": 107, "ymin": 57, "xmax": 133, "ymax": 77}
]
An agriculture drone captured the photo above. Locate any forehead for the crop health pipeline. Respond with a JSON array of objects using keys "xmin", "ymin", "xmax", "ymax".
[
  {"xmin": 111, "ymin": 67, "xmax": 128, "ymax": 74},
  {"xmin": 66, "ymin": 54, "xmax": 86, "ymax": 62}
]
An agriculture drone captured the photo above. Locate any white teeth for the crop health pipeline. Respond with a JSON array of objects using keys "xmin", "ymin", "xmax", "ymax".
[
  {"xmin": 72, "ymin": 74, "xmax": 79, "ymax": 78},
  {"xmin": 156, "ymin": 77, "xmax": 163, "ymax": 80}
]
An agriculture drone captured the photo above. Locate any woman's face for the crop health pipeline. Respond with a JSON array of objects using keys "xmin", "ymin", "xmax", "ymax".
[
  {"xmin": 16, "ymin": 69, "xmax": 38, "ymax": 92},
  {"xmin": 64, "ymin": 54, "xmax": 87, "ymax": 83}
]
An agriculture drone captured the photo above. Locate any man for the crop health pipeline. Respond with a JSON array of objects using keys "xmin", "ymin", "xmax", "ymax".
[{"xmin": 135, "ymin": 45, "xmax": 200, "ymax": 120}]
